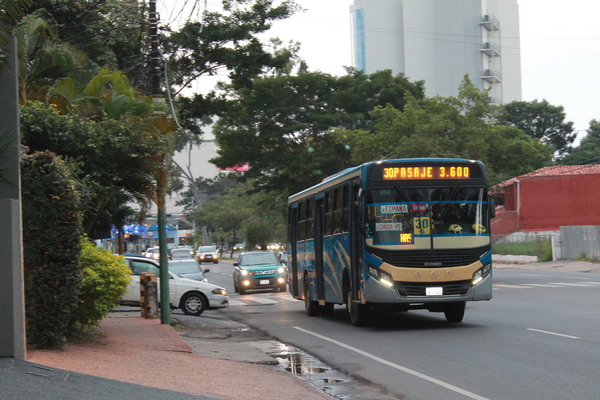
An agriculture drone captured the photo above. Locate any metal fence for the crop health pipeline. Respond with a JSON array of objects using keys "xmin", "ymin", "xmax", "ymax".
[
  {"xmin": 560, "ymin": 226, "xmax": 600, "ymax": 261},
  {"xmin": 492, "ymin": 226, "xmax": 600, "ymax": 262}
]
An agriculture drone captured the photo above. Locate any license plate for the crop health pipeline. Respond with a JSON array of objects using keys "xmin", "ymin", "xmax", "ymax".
[
  {"xmin": 426, "ymin": 287, "xmax": 443, "ymax": 296},
  {"xmin": 260, "ymin": 280, "xmax": 270, "ymax": 285}
]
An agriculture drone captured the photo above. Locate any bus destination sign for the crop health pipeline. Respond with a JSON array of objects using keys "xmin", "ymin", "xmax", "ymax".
[{"xmin": 382, "ymin": 165, "xmax": 472, "ymax": 180}]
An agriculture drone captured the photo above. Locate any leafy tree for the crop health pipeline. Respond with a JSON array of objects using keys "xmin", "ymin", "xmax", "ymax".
[
  {"xmin": 499, "ymin": 99, "xmax": 576, "ymax": 157},
  {"xmin": 0, "ymin": 0, "xmax": 31, "ymax": 66},
  {"xmin": 163, "ymin": 0, "xmax": 299, "ymax": 96},
  {"xmin": 176, "ymin": 172, "xmax": 242, "ymax": 213},
  {"xmin": 212, "ymin": 69, "xmax": 425, "ymax": 195},
  {"xmin": 20, "ymin": 97, "xmax": 173, "ymax": 239},
  {"xmin": 192, "ymin": 180, "xmax": 286, "ymax": 253},
  {"xmin": 14, "ymin": 12, "xmax": 88, "ymax": 104},
  {"xmin": 26, "ymin": 0, "xmax": 146, "ymax": 86},
  {"xmin": 333, "ymin": 77, "xmax": 553, "ymax": 185},
  {"xmin": 559, "ymin": 120, "xmax": 600, "ymax": 165}
]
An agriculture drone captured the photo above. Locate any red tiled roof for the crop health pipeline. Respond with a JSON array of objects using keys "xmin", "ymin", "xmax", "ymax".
[{"xmin": 498, "ymin": 164, "xmax": 600, "ymax": 187}]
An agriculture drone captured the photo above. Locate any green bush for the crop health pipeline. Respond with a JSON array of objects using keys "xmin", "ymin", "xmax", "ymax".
[
  {"xmin": 21, "ymin": 151, "xmax": 82, "ymax": 349},
  {"xmin": 73, "ymin": 238, "xmax": 132, "ymax": 331}
]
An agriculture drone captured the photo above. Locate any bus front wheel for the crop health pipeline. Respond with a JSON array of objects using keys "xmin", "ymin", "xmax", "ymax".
[
  {"xmin": 444, "ymin": 302, "xmax": 466, "ymax": 322},
  {"xmin": 347, "ymin": 287, "xmax": 368, "ymax": 326}
]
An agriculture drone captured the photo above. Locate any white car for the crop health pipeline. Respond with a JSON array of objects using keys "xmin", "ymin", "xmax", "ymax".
[
  {"xmin": 143, "ymin": 246, "xmax": 160, "ymax": 260},
  {"xmin": 121, "ymin": 256, "xmax": 228, "ymax": 316}
]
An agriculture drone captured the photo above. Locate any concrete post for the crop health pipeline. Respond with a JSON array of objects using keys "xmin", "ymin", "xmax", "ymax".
[{"xmin": 0, "ymin": 36, "xmax": 26, "ymax": 359}]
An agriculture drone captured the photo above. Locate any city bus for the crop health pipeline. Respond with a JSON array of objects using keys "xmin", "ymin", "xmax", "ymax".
[{"xmin": 286, "ymin": 158, "xmax": 494, "ymax": 326}]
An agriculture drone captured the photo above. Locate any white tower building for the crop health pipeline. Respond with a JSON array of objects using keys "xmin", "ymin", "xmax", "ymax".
[{"xmin": 350, "ymin": 0, "xmax": 522, "ymax": 103}]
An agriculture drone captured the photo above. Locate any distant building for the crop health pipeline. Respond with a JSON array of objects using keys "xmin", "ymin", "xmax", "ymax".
[
  {"xmin": 350, "ymin": 0, "xmax": 522, "ymax": 103},
  {"xmin": 492, "ymin": 165, "xmax": 600, "ymax": 237}
]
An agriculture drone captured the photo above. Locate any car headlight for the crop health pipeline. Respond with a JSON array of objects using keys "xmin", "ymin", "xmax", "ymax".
[
  {"xmin": 472, "ymin": 263, "xmax": 492, "ymax": 285},
  {"xmin": 212, "ymin": 288, "xmax": 227, "ymax": 296},
  {"xmin": 241, "ymin": 269, "xmax": 249, "ymax": 276},
  {"xmin": 277, "ymin": 267, "xmax": 286, "ymax": 273},
  {"xmin": 368, "ymin": 265, "xmax": 394, "ymax": 288}
]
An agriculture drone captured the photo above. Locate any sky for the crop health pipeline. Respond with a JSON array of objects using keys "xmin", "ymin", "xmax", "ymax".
[{"xmin": 159, "ymin": 0, "xmax": 600, "ymax": 142}]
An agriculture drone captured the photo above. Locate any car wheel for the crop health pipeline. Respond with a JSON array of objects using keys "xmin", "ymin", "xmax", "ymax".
[
  {"xmin": 180, "ymin": 292, "xmax": 207, "ymax": 316},
  {"xmin": 213, "ymin": 260, "xmax": 218, "ymax": 264}
]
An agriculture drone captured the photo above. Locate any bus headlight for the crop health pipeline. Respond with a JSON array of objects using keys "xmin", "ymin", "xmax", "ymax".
[
  {"xmin": 368, "ymin": 265, "xmax": 394, "ymax": 288},
  {"xmin": 472, "ymin": 263, "xmax": 492, "ymax": 285}
]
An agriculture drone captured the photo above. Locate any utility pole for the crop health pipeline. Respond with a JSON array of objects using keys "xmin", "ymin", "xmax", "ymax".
[
  {"xmin": 0, "ymin": 36, "xmax": 26, "ymax": 359},
  {"xmin": 149, "ymin": 0, "xmax": 170, "ymax": 324}
]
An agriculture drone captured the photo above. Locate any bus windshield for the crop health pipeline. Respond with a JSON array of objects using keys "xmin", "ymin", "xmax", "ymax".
[{"xmin": 366, "ymin": 186, "xmax": 490, "ymax": 249}]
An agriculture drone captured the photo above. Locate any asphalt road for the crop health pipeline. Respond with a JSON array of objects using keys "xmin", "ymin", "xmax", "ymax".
[{"xmin": 201, "ymin": 261, "xmax": 600, "ymax": 400}]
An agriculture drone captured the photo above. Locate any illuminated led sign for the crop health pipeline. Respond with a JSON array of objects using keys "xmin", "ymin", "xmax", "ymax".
[{"xmin": 382, "ymin": 166, "xmax": 472, "ymax": 180}]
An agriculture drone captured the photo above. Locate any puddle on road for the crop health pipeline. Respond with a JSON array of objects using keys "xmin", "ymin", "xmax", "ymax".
[{"xmin": 276, "ymin": 353, "xmax": 328, "ymax": 375}]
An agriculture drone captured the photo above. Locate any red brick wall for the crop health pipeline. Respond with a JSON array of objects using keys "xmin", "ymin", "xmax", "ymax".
[{"xmin": 512, "ymin": 174, "xmax": 600, "ymax": 231}]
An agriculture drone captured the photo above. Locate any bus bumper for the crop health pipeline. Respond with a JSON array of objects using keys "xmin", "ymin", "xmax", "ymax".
[{"xmin": 364, "ymin": 271, "xmax": 493, "ymax": 304}]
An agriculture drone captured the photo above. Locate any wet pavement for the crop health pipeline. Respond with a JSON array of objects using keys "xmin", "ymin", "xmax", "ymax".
[{"xmin": 174, "ymin": 311, "xmax": 403, "ymax": 400}]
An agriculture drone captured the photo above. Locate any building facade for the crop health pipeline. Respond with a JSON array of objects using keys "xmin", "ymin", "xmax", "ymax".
[
  {"xmin": 492, "ymin": 165, "xmax": 600, "ymax": 236},
  {"xmin": 350, "ymin": 0, "xmax": 522, "ymax": 103}
]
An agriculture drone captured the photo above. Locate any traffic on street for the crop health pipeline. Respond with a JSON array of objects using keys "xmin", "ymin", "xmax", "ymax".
[{"xmin": 180, "ymin": 257, "xmax": 600, "ymax": 400}]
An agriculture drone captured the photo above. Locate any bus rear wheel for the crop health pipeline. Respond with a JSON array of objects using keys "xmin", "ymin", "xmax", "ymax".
[
  {"xmin": 444, "ymin": 302, "xmax": 466, "ymax": 322},
  {"xmin": 304, "ymin": 281, "xmax": 319, "ymax": 316}
]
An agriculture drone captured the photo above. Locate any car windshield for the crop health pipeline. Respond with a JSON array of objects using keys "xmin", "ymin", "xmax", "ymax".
[
  {"xmin": 169, "ymin": 260, "xmax": 201, "ymax": 274},
  {"xmin": 198, "ymin": 246, "xmax": 217, "ymax": 253},
  {"xmin": 240, "ymin": 253, "xmax": 279, "ymax": 266},
  {"xmin": 366, "ymin": 186, "xmax": 490, "ymax": 249}
]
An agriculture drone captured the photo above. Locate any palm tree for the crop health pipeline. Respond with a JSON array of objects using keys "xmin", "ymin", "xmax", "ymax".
[{"xmin": 13, "ymin": 12, "xmax": 87, "ymax": 104}]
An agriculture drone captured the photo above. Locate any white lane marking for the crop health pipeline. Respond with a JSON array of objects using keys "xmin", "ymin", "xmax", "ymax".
[
  {"xmin": 227, "ymin": 299, "xmax": 245, "ymax": 306},
  {"xmin": 579, "ymin": 281, "xmax": 600, "ymax": 285},
  {"xmin": 251, "ymin": 298, "xmax": 278, "ymax": 304},
  {"xmin": 293, "ymin": 326, "xmax": 491, "ymax": 400},
  {"xmin": 527, "ymin": 328, "xmax": 580, "ymax": 339},
  {"xmin": 493, "ymin": 284, "xmax": 532, "ymax": 289},
  {"xmin": 526, "ymin": 284, "xmax": 564, "ymax": 288},
  {"xmin": 551, "ymin": 282, "xmax": 597, "ymax": 287}
]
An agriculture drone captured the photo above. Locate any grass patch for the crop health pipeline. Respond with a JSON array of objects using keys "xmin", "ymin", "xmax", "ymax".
[{"xmin": 493, "ymin": 238, "xmax": 553, "ymax": 262}]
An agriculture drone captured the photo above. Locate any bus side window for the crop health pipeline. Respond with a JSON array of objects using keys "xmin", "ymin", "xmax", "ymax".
[
  {"xmin": 306, "ymin": 199, "xmax": 314, "ymax": 240},
  {"xmin": 341, "ymin": 185, "xmax": 349, "ymax": 233},
  {"xmin": 298, "ymin": 203, "xmax": 305, "ymax": 241},
  {"xmin": 325, "ymin": 192, "xmax": 333, "ymax": 236},
  {"xmin": 333, "ymin": 188, "xmax": 342, "ymax": 234}
]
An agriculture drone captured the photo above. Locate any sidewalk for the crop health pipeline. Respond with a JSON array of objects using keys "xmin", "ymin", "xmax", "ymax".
[
  {"xmin": 24, "ymin": 313, "xmax": 332, "ymax": 400},
  {"xmin": 493, "ymin": 255, "xmax": 600, "ymax": 273}
]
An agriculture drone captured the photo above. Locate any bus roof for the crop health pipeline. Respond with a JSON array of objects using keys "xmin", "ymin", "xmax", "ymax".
[{"xmin": 288, "ymin": 158, "xmax": 483, "ymax": 202}]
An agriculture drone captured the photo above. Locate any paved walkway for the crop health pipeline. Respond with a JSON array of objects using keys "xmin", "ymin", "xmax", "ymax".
[{"xmin": 24, "ymin": 314, "xmax": 332, "ymax": 400}]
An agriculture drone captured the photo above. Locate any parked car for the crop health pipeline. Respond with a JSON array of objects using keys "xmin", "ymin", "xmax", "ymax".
[
  {"xmin": 144, "ymin": 246, "xmax": 160, "ymax": 260},
  {"xmin": 196, "ymin": 245, "xmax": 219, "ymax": 264},
  {"xmin": 121, "ymin": 256, "xmax": 228, "ymax": 315},
  {"xmin": 232, "ymin": 251, "xmax": 287, "ymax": 294},
  {"xmin": 169, "ymin": 248, "xmax": 194, "ymax": 260},
  {"xmin": 168, "ymin": 259, "xmax": 209, "ymax": 282}
]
